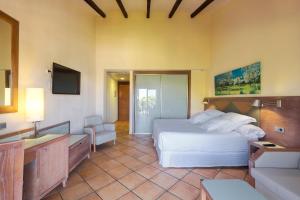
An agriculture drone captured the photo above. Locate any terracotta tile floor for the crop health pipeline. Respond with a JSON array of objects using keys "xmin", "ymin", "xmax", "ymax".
[{"xmin": 43, "ymin": 121, "xmax": 249, "ymax": 200}]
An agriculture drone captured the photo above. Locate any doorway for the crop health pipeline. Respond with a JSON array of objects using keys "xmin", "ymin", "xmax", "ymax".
[
  {"xmin": 105, "ymin": 71, "xmax": 130, "ymax": 136},
  {"xmin": 118, "ymin": 82, "xmax": 129, "ymax": 121}
]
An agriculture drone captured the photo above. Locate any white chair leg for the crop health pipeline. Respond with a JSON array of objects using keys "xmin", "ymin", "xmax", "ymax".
[{"xmin": 113, "ymin": 140, "xmax": 116, "ymax": 145}]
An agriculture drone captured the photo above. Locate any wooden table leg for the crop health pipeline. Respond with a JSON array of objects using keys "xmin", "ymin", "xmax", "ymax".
[{"xmin": 201, "ymin": 188, "xmax": 207, "ymax": 200}]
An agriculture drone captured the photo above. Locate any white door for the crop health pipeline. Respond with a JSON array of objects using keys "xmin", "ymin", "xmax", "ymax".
[{"xmin": 134, "ymin": 73, "xmax": 188, "ymax": 133}]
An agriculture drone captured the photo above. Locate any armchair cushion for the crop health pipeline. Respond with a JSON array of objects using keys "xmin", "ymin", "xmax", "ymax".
[
  {"xmin": 251, "ymin": 168, "xmax": 300, "ymax": 200},
  {"xmin": 95, "ymin": 124, "xmax": 104, "ymax": 132},
  {"xmin": 103, "ymin": 123, "xmax": 115, "ymax": 131},
  {"xmin": 95, "ymin": 131, "xmax": 116, "ymax": 145},
  {"xmin": 84, "ymin": 115, "xmax": 116, "ymax": 146}
]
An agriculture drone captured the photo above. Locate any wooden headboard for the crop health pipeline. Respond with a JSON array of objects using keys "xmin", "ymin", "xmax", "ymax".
[{"xmin": 204, "ymin": 96, "xmax": 300, "ymax": 148}]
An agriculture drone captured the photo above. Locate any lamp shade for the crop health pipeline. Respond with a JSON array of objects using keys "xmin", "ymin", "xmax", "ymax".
[
  {"xmin": 252, "ymin": 99, "xmax": 261, "ymax": 107},
  {"xmin": 25, "ymin": 88, "xmax": 44, "ymax": 122},
  {"xmin": 4, "ymin": 88, "xmax": 11, "ymax": 106},
  {"xmin": 202, "ymin": 99, "xmax": 209, "ymax": 104}
]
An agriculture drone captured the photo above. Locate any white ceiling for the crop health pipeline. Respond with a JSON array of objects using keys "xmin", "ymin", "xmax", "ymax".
[
  {"xmin": 108, "ymin": 72, "xmax": 130, "ymax": 82},
  {"xmin": 94, "ymin": 0, "xmax": 207, "ymax": 14}
]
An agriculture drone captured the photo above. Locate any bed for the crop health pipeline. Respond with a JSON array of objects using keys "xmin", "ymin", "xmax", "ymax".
[
  {"xmin": 154, "ymin": 119, "xmax": 258, "ymax": 167},
  {"xmin": 153, "ymin": 98, "xmax": 262, "ymax": 168}
]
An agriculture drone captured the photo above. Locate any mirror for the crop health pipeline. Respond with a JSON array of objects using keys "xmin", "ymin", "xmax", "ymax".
[{"xmin": 0, "ymin": 10, "xmax": 18, "ymax": 113}]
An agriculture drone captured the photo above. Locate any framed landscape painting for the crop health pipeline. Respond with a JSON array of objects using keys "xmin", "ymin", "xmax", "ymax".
[{"xmin": 215, "ymin": 62, "xmax": 261, "ymax": 96}]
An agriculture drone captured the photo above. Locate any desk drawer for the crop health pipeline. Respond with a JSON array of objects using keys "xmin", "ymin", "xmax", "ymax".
[{"xmin": 69, "ymin": 136, "xmax": 90, "ymax": 172}]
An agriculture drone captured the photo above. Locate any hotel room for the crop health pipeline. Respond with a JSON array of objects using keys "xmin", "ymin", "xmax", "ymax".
[{"xmin": 0, "ymin": 0, "xmax": 299, "ymax": 200}]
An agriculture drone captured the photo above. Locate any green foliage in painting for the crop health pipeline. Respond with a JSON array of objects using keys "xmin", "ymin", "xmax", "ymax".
[{"xmin": 215, "ymin": 62, "xmax": 261, "ymax": 96}]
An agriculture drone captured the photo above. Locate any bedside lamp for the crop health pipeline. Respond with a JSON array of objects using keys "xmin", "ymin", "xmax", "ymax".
[
  {"xmin": 252, "ymin": 99, "xmax": 282, "ymax": 108},
  {"xmin": 25, "ymin": 88, "xmax": 44, "ymax": 137},
  {"xmin": 252, "ymin": 99, "xmax": 261, "ymax": 107},
  {"xmin": 4, "ymin": 88, "xmax": 11, "ymax": 106},
  {"xmin": 202, "ymin": 99, "xmax": 209, "ymax": 104}
]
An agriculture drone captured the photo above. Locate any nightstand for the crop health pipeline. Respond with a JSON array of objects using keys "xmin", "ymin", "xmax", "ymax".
[
  {"xmin": 248, "ymin": 141, "xmax": 286, "ymax": 186},
  {"xmin": 248, "ymin": 141, "xmax": 298, "ymax": 186},
  {"xmin": 249, "ymin": 141, "xmax": 285, "ymax": 158}
]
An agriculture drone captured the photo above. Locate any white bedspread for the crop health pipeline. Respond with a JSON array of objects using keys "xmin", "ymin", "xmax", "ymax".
[
  {"xmin": 153, "ymin": 119, "xmax": 257, "ymax": 167},
  {"xmin": 153, "ymin": 119, "xmax": 201, "ymax": 144}
]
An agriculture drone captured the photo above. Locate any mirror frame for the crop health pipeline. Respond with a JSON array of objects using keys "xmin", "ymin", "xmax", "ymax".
[{"xmin": 0, "ymin": 10, "xmax": 19, "ymax": 113}]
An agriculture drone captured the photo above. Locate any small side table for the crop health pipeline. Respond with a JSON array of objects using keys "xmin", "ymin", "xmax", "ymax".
[
  {"xmin": 200, "ymin": 179, "xmax": 266, "ymax": 200},
  {"xmin": 248, "ymin": 141, "xmax": 285, "ymax": 185},
  {"xmin": 249, "ymin": 141, "xmax": 285, "ymax": 157}
]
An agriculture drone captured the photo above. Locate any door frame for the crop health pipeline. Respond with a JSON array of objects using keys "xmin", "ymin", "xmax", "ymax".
[
  {"xmin": 118, "ymin": 81, "xmax": 130, "ymax": 121},
  {"xmin": 133, "ymin": 70, "xmax": 191, "ymax": 133}
]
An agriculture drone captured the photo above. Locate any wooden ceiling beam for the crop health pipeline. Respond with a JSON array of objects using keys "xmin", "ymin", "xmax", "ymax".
[
  {"xmin": 116, "ymin": 0, "xmax": 128, "ymax": 18},
  {"xmin": 191, "ymin": 0, "xmax": 214, "ymax": 18},
  {"xmin": 168, "ymin": 0, "xmax": 182, "ymax": 18},
  {"xmin": 84, "ymin": 0, "xmax": 106, "ymax": 18},
  {"xmin": 147, "ymin": 0, "xmax": 151, "ymax": 18}
]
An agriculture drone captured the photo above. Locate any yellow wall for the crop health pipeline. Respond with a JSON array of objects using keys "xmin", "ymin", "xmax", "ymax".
[
  {"xmin": 208, "ymin": 0, "xmax": 300, "ymax": 96},
  {"xmin": 105, "ymin": 75, "xmax": 118, "ymax": 122},
  {"xmin": 0, "ymin": 0, "xmax": 97, "ymax": 134},
  {"xmin": 96, "ymin": 11, "xmax": 211, "ymax": 117}
]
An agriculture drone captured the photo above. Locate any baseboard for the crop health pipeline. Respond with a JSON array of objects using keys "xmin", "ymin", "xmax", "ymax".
[{"xmin": 133, "ymin": 132, "xmax": 152, "ymax": 135}]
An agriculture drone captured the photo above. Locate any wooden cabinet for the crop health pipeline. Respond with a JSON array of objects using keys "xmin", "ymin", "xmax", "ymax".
[
  {"xmin": 39, "ymin": 140, "xmax": 68, "ymax": 195},
  {"xmin": 0, "ymin": 140, "xmax": 24, "ymax": 200},
  {"xmin": 23, "ymin": 135, "xmax": 68, "ymax": 200},
  {"xmin": 69, "ymin": 135, "xmax": 90, "ymax": 172}
]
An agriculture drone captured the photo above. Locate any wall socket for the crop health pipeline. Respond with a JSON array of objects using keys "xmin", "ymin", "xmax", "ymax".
[{"xmin": 275, "ymin": 126, "xmax": 285, "ymax": 134}]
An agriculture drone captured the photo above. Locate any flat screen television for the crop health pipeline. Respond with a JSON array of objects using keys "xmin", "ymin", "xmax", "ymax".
[{"xmin": 52, "ymin": 63, "xmax": 80, "ymax": 95}]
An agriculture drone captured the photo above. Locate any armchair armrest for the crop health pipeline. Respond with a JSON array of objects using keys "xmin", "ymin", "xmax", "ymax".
[
  {"xmin": 84, "ymin": 126, "xmax": 95, "ymax": 136},
  {"xmin": 254, "ymin": 151, "xmax": 300, "ymax": 168},
  {"xmin": 103, "ymin": 123, "xmax": 115, "ymax": 131},
  {"xmin": 84, "ymin": 126, "xmax": 96, "ymax": 152}
]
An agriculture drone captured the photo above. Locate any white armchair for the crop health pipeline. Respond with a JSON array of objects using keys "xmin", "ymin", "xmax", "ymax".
[
  {"xmin": 84, "ymin": 115, "xmax": 116, "ymax": 152},
  {"xmin": 251, "ymin": 151, "xmax": 300, "ymax": 200}
]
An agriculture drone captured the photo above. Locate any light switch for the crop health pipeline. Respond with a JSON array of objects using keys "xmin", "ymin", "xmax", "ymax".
[{"xmin": 0, "ymin": 122, "xmax": 7, "ymax": 130}]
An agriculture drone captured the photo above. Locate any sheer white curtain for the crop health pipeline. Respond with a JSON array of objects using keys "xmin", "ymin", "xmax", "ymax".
[{"xmin": 134, "ymin": 74, "xmax": 188, "ymax": 133}]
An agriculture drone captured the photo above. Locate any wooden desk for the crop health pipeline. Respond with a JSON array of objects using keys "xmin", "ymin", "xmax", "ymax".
[
  {"xmin": 68, "ymin": 134, "xmax": 90, "ymax": 172},
  {"xmin": 0, "ymin": 140, "xmax": 24, "ymax": 200},
  {"xmin": 23, "ymin": 134, "xmax": 69, "ymax": 200}
]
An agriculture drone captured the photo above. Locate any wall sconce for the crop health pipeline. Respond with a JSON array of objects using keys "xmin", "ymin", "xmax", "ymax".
[
  {"xmin": 276, "ymin": 99, "xmax": 282, "ymax": 108},
  {"xmin": 252, "ymin": 99, "xmax": 282, "ymax": 108},
  {"xmin": 252, "ymin": 99, "xmax": 261, "ymax": 107},
  {"xmin": 261, "ymin": 99, "xmax": 282, "ymax": 108},
  {"xmin": 202, "ymin": 99, "xmax": 209, "ymax": 104}
]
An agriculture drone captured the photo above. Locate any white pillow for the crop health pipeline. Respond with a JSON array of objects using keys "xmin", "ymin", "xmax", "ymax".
[
  {"xmin": 235, "ymin": 124, "xmax": 265, "ymax": 139},
  {"xmin": 189, "ymin": 109, "xmax": 224, "ymax": 124},
  {"xmin": 199, "ymin": 112, "xmax": 257, "ymax": 133}
]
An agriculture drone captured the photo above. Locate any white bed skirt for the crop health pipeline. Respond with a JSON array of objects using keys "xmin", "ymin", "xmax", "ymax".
[{"xmin": 156, "ymin": 145, "xmax": 249, "ymax": 168}]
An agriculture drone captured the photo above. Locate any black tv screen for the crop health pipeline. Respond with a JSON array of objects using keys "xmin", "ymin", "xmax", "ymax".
[{"xmin": 52, "ymin": 63, "xmax": 80, "ymax": 95}]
